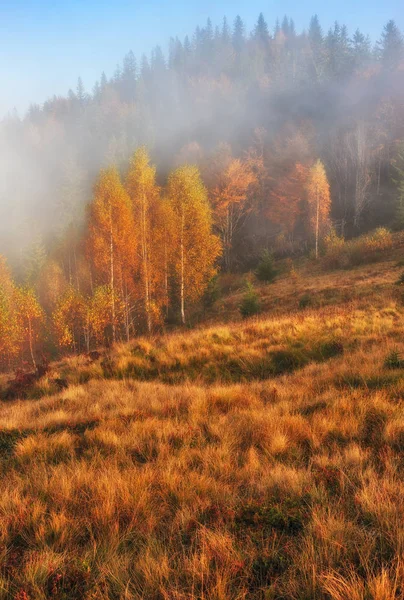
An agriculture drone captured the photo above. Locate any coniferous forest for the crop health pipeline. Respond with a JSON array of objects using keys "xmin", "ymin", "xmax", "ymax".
[{"xmin": 1, "ymin": 13, "xmax": 404, "ymax": 366}]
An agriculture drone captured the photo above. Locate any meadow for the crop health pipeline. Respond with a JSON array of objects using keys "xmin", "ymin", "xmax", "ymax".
[{"xmin": 1, "ymin": 249, "xmax": 404, "ymax": 599}]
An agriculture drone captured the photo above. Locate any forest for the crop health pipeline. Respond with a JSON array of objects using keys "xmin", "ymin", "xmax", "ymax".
[{"xmin": 1, "ymin": 12, "xmax": 404, "ymax": 367}]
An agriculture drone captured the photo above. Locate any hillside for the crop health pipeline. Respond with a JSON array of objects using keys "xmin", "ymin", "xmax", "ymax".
[{"xmin": 1, "ymin": 248, "xmax": 404, "ymax": 599}]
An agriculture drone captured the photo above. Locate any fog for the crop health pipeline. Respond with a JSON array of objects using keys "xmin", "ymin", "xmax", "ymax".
[{"xmin": 1, "ymin": 13, "xmax": 404, "ymax": 271}]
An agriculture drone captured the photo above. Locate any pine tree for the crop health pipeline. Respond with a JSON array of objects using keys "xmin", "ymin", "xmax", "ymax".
[
  {"xmin": 378, "ymin": 20, "xmax": 404, "ymax": 70},
  {"xmin": 76, "ymin": 76, "xmax": 86, "ymax": 105},
  {"xmin": 232, "ymin": 15, "xmax": 245, "ymax": 54},
  {"xmin": 254, "ymin": 13, "xmax": 269, "ymax": 45},
  {"xmin": 351, "ymin": 29, "xmax": 371, "ymax": 71},
  {"xmin": 281, "ymin": 16, "xmax": 290, "ymax": 37},
  {"xmin": 308, "ymin": 14, "xmax": 324, "ymax": 79},
  {"xmin": 121, "ymin": 50, "xmax": 137, "ymax": 102},
  {"xmin": 222, "ymin": 16, "xmax": 230, "ymax": 43}
]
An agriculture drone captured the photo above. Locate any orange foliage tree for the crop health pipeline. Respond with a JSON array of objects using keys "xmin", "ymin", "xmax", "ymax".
[
  {"xmin": 36, "ymin": 259, "xmax": 68, "ymax": 314},
  {"xmin": 306, "ymin": 159, "xmax": 331, "ymax": 258},
  {"xmin": 87, "ymin": 167, "xmax": 136, "ymax": 343},
  {"xmin": 15, "ymin": 286, "xmax": 45, "ymax": 368},
  {"xmin": 167, "ymin": 165, "xmax": 221, "ymax": 324},
  {"xmin": 126, "ymin": 147, "xmax": 163, "ymax": 333},
  {"xmin": 53, "ymin": 286, "xmax": 87, "ymax": 352},
  {"xmin": 269, "ymin": 162, "xmax": 309, "ymax": 236},
  {"xmin": 208, "ymin": 144, "xmax": 257, "ymax": 270},
  {"xmin": 0, "ymin": 255, "xmax": 20, "ymax": 368},
  {"xmin": 89, "ymin": 285, "xmax": 123, "ymax": 347}
]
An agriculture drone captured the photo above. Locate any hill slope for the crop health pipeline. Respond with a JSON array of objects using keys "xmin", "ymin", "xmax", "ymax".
[{"xmin": 1, "ymin": 255, "xmax": 404, "ymax": 599}]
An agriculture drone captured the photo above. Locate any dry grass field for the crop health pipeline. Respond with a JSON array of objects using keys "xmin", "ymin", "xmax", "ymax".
[{"xmin": 1, "ymin": 251, "xmax": 404, "ymax": 599}]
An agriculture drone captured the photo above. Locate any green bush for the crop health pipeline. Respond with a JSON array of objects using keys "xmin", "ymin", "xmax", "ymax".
[
  {"xmin": 384, "ymin": 348, "xmax": 404, "ymax": 369},
  {"xmin": 270, "ymin": 349, "xmax": 305, "ymax": 375},
  {"xmin": 203, "ymin": 275, "xmax": 221, "ymax": 308},
  {"xmin": 395, "ymin": 272, "xmax": 404, "ymax": 286},
  {"xmin": 316, "ymin": 340, "xmax": 344, "ymax": 360},
  {"xmin": 298, "ymin": 294, "xmax": 312, "ymax": 309},
  {"xmin": 255, "ymin": 250, "xmax": 277, "ymax": 283},
  {"xmin": 239, "ymin": 282, "xmax": 261, "ymax": 318}
]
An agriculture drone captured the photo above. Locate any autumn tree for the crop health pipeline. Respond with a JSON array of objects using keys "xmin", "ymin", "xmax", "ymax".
[
  {"xmin": 15, "ymin": 286, "xmax": 44, "ymax": 368},
  {"xmin": 89, "ymin": 285, "xmax": 122, "ymax": 347},
  {"xmin": 392, "ymin": 141, "xmax": 404, "ymax": 229},
  {"xmin": 36, "ymin": 259, "xmax": 68, "ymax": 314},
  {"xmin": 53, "ymin": 286, "xmax": 87, "ymax": 352},
  {"xmin": 0, "ymin": 255, "xmax": 20, "ymax": 368},
  {"xmin": 167, "ymin": 165, "xmax": 221, "ymax": 324},
  {"xmin": 150, "ymin": 197, "xmax": 175, "ymax": 321},
  {"xmin": 208, "ymin": 144, "xmax": 256, "ymax": 270},
  {"xmin": 126, "ymin": 147, "xmax": 161, "ymax": 333},
  {"xmin": 269, "ymin": 163, "xmax": 309, "ymax": 237},
  {"xmin": 306, "ymin": 160, "xmax": 331, "ymax": 258},
  {"xmin": 87, "ymin": 167, "xmax": 136, "ymax": 343}
]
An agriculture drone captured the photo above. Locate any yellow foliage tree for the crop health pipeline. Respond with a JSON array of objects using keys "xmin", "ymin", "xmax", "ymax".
[
  {"xmin": 126, "ymin": 147, "xmax": 162, "ymax": 333},
  {"xmin": 208, "ymin": 144, "xmax": 257, "ymax": 270},
  {"xmin": 36, "ymin": 259, "xmax": 68, "ymax": 314},
  {"xmin": 87, "ymin": 167, "xmax": 136, "ymax": 343},
  {"xmin": 0, "ymin": 255, "xmax": 20, "ymax": 368},
  {"xmin": 152, "ymin": 197, "xmax": 176, "ymax": 320},
  {"xmin": 89, "ymin": 285, "xmax": 125, "ymax": 347},
  {"xmin": 167, "ymin": 165, "xmax": 221, "ymax": 324},
  {"xmin": 306, "ymin": 159, "xmax": 331, "ymax": 258},
  {"xmin": 53, "ymin": 286, "xmax": 87, "ymax": 352},
  {"xmin": 15, "ymin": 286, "xmax": 45, "ymax": 368}
]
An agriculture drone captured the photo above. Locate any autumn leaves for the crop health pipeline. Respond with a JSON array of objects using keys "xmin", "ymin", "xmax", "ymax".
[
  {"xmin": 81, "ymin": 149, "xmax": 221, "ymax": 346},
  {"xmin": 0, "ymin": 145, "xmax": 332, "ymax": 368}
]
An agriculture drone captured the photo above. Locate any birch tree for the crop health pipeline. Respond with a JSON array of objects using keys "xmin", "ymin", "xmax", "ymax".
[
  {"xmin": 167, "ymin": 165, "xmax": 221, "ymax": 324},
  {"xmin": 306, "ymin": 160, "xmax": 331, "ymax": 258}
]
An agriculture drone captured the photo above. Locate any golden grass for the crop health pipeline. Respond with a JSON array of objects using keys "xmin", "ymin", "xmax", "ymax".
[{"xmin": 1, "ymin": 255, "xmax": 404, "ymax": 598}]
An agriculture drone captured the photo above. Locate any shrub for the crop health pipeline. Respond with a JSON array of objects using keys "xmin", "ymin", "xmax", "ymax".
[
  {"xmin": 384, "ymin": 349, "xmax": 404, "ymax": 369},
  {"xmin": 298, "ymin": 294, "xmax": 312, "ymax": 309},
  {"xmin": 395, "ymin": 272, "xmax": 404, "ymax": 286},
  {"xmin": 323, "ymin": 227, "xmax": 393, "ymax": 270},
  {"xmin": 317, "ymin": 340, "xmax": 344, "ymax": 360},
  {"xmin": 255, "ymin": 250, "xmax": 277, "ymax": 283},
  {"xmin": 239, "ymin": 282, "xmax": 261, "ymax": 318},
  {"xmin": 323, "ymin": 228, "xmax": 347, "ymax": 269},
  {"xmin": 203, "ymin": 275, "xmax": 221, "ymax": 308},
  {"xmin": 270, "ymin": 349, "xmax": 305, "ymax": 375},
  {"xmin": 349, "ymin": 228, "xmax": 393, "ymax": 265}
]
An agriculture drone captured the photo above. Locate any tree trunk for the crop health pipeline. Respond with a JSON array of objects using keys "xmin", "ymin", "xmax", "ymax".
[
  {"xmin": 142, "ymin": 191, "xmax": 152, "ymax": 334},
  {"xmin": 84, "ymin": 310, "xmax": 90, "ymax": 353},
  {"xmin": 180, "ymin": 210, "xmax": 185, "ymax": 325},
  {"xmin": 164, "ymin": 236, "xmax": 169, "ymax": 317},
  {"xmin": 109, "ymin": 207, "xmax": 116, "ymax": 344},
  {"xmin": 28, "ymin": 317, "xmax": 36, "ymax": 369},
  {"xmin": 315, "ymin": 190, "xmax": 319, "ymax": 260}
]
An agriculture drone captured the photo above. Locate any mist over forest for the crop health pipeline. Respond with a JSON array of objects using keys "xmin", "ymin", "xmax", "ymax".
[
  {"xmin": 3, "ymin": 8, "xmax": 404, "ymax": 599},
  {"xmin": 1, "ymin": 13, "xmax": 404, "ymax": 274}
]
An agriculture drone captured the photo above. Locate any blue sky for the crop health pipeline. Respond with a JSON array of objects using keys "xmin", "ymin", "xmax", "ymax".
[{"xmin": 1, "ymin": 0, "xmax": 403, "ymax": 116}]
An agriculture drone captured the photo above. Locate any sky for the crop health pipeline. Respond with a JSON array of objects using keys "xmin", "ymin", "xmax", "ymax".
[{"xmin": 1, "ymin": 0, "xmax": 403, "ymax": 117}]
